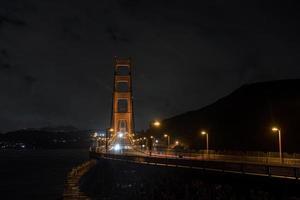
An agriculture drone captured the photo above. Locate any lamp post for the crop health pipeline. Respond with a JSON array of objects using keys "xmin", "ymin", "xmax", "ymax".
[
  {"xmin": 201, "ymin": 131, "xmax": 209, "ymax": 155},
  {"xmin": 93, "ymin": 132, "xmax": 98, "ymax": 150},
  {"xmin": 150, "ymin": 120, "xmax": 161, "ymax": 155},
  {"xmin": 106, "ymin": 128, "xmax": 114, "ymax": 153},
  {"xmin": 143, "ymin": 137, "xmax": 147, "ymax": 149},
  {"xmin": 153, "ymin": 120, "xmax": 161, "ymax": 127},
  {"xmin": 272, "ymin": 127, "xmax": 282, "ymax": 163},
  {"xmin": 164, "ymin": 134, "xmax": 170, "ymax": 149}
]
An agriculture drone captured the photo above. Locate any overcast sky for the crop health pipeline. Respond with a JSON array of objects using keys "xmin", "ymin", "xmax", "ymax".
[{"xmin": 0, "ymin": 0, "xmax": 300, "ymax": 132}]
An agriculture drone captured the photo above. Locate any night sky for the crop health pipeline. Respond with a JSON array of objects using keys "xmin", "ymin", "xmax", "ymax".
[{"xmin": 1, "ymin": 0, "xmax": 300, "ymax": 132}]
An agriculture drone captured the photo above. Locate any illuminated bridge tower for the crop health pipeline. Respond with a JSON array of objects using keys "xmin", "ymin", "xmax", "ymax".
[{"xmin": 110, "ymin": 57, "xmax": 134, "ymax": 149}]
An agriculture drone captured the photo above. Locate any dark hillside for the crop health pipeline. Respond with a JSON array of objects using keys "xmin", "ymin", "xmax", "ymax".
[
  {"xmin": 0, "ymin": 128, "xmax": 93, "ymax": 149},
  {"xmin": 151, "ymin": 79, "xmax": 300, "ymax": 152}
]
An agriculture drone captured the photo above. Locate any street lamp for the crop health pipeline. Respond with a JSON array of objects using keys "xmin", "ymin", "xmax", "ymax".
[
  {"xmin": 92, "ymin": 132, "xmax": 98, "ymax": 150},
  {"xmin": 150, "ymin": 136, "xmax": 155, "ymax": 149},
  {"xmin": 164, "ymin": 134, "xmax": 170, "ymax": 149},
  {"xmin": 272, "ymin": 127, "xmax": 282, "ymax": 163},
  {"xmin": 201, "ymin": 131, "xmax": 209, "ymax": 155},
  {"xmin": 153, "ymin": 120, "xmax": 161, "ymax": 127},
  {"xmin": 142, "ymin": 137, "xmax": 147, "ymax": 148},
  {"xmin": 106, "ymin": 128, "xmax": 114, "ymax": 153},
  {"xmin": 175, "ymin": 140, "xmax": 179, "ymax": 145}
]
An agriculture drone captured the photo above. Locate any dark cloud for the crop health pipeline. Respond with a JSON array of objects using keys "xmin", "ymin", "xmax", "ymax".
[
  {"xmin": 0, "ymin": 15, "xmax": 26, "ymax": 26},
  {"xmin": 60, "ymin": 16, "xmax": 82, "ymax": 41},
  {"xmin": 106, "ymin": 25, "xmax": 131, "ymax": 42},
  {"xmin": 0, "ymin": 49, "xmax": 11, "ymax": 70},
  {"xmin": 1, "ymin": 49, "xmax": 8, "ymax": 56},
  {"xmin": 24, "ymin": 75, "xmax": 37, "ymax": 85},
  {"xmin": 0, "ymin": 63, "xmax": 11, "ymax": 70},
  {"xmin": 0, "ymin": 0, "xmax": 300, "ymax": 132}
]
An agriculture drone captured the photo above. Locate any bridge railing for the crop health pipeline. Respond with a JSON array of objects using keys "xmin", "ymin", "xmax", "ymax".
[
  {"xmin": 90, "ymin": 151, "xmax": 300, "ymax": 180},
  {"xmin": 134, "ymin": 147, "xmax": 300, "ymax": 166},
  {"xmin": 91, "ymin": 145, "xmax": 300, "ymax": 166}
]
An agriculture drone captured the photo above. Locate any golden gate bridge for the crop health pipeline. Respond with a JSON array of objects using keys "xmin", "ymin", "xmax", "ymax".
[{"xmin": 90, "ymin": 57, "xmax": 300, "ymax": 180}]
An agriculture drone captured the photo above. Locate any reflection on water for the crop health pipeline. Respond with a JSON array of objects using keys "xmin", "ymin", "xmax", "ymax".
[
  {"xmin": 63, "ymin": 160, "xmax": 96, "ymax": 200},
  {"xmin": 0, "ymin": 149, "xmax": 89, "ymax": 200}
]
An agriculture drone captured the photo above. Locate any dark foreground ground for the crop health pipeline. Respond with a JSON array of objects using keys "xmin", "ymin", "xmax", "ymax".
[
  {"xmin": 0, "ymin": 149, "xmax": 89, "ymax": 200},
  {"xmin": 81, "ymin": 159, "xmax": 300, "ymax": 200}
]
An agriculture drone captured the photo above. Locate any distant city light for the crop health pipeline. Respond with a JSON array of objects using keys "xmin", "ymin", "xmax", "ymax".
[
  {"xmin": 155, "ymin": 139, "xmax": 158, "ymax": 143},
  {"xmin": 175, "ymin": 140, "xmax": 179, "ymax": 145},
  {"xmin": 118, "ymin": 133, "xmax": 124, "ymax": 138}
]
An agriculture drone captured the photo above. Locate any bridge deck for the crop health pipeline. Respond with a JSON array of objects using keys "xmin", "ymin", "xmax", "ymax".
[{"xmin": 90, "ymin": 150, "xmax": 300, "ymax": 180}]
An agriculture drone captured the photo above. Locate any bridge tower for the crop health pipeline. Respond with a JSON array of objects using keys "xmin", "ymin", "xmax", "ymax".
[{"xmin": 110, "ymin": 57, "xmax": 134, "ymax": 148}]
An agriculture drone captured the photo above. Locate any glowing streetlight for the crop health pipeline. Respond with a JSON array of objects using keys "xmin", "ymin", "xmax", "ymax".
[
  {"xmin": 118, "ymin": 133, "xmax": 124, "ymax": 138},
  {"xmin": 201, "ymin": 131, "xmax": 209, "ymax": 154},
  {"xmin": 272, "ymin": 126, "xmax": 282, "ymax": 163},
  {"xmin": 105, "ymin": 128, "xmax": 114, "ymax": 153},
  {"xmin": 113, "ymin": 143, "xmax": 121, "ymax": 151},
  {"xmin": 155, "ymin": 139, "xmax": 159, "ymax": 144},
  {"xmin": 164, "ymin": 134, "xmax": 170, "ymax": 149},
  {"xmin": 153, "ymin": 120, "xmax": 161, "ymax": 127},
  {"xmin": 175, "ymin": 140, "xmax": 179, "ymax": 145}
]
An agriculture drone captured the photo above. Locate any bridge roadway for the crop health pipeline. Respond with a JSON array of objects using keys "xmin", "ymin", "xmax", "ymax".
[{"xmin": 90, "ymin": 148, "xmax": 300, "ymax": 180}]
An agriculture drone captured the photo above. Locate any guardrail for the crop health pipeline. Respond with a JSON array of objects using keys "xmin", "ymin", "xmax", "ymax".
[
  {"xmin": 92, "ymin": 146, "xmax": 300, "ymax": 166},
  {"xmin": 127, "ymin": 146, "xmax": 300, "ymax": 166},
  {"xmin": 90, "ymin": 151, "xmax": 300, "ymax": 180}
]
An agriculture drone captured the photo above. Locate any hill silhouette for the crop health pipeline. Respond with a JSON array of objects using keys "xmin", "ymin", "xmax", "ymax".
[
  {"xmin": 151, "ymin": 79, "xmax": 300, "ymax": 153},
  {"xmin": 0, "ymin": 127, "xmax": 93, "ymax": 149}
]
